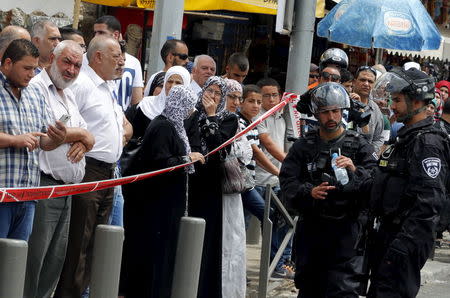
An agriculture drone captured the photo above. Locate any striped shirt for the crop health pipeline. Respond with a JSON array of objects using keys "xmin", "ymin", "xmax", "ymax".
[
  {"xmin": 238, "ymin": 112, "xmax": 260, "ymax": 178},
  {"xmin": 0, "ymin": 71, "xmax": 51, "ymax": 187}
]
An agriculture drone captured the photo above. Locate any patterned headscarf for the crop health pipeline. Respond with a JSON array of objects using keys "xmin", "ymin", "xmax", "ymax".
[
  {"xmin": 196, "ymin": 76, "xmax": 228, "ymax": 121},
  {"xmin": 161, "ymin": 85, "xmax": 197, "ymax": 173},
  {"xmin": 224, "ymin": 78, "xmax": 243, "ymax": 95},
  {"xmin": 434, "ymin": 87, "xmax": 443, "ymax": 120},
  {"xmin": 139, "ymin": 66, "xmax": 191, "ymax": 120}
]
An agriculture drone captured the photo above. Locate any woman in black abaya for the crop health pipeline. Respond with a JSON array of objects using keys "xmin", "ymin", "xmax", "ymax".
[{"xmin": 120, "ymin": 85, "xmax": 204, "ymax": 298}]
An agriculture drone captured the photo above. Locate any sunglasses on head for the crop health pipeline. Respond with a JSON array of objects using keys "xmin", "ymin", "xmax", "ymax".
[
  {"xmin": 172, "ymin": 53, "xmax": 188, "ymax": 60},
  {"xmin": 321, "ymin": 71, "xmax": 341, "ymax": 82},
  {"xmin": 356, "ymin": 65, "xmax": 377, "ymax": 77}
]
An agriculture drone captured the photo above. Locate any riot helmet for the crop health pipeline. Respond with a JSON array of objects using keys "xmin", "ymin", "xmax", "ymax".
[
  {"xmin": 319, "ymin": 48, "xmax": 349, "ymax": 71},
  {"xmin": 372, "ymin": 67, "xmax": 435, "ymax": 122},
  {"xmin": 309, "ymin": 82, "xmax": 350, "ymax": 114}
]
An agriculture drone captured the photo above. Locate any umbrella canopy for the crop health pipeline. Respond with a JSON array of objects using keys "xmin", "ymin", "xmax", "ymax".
[{"xmin": 317, "ymin": 0, "xmax": 441, "ymax": 51}]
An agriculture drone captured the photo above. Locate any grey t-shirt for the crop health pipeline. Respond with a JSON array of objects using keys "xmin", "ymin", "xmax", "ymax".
[{"xmin": 255, "ymin": 109, "xmax": 286, "ymax": 187}]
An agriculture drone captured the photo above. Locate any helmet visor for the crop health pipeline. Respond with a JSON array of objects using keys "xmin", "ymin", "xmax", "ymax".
[{"xmin": 371, "ymin": 72, "xmax": 410, "ymax": 101}]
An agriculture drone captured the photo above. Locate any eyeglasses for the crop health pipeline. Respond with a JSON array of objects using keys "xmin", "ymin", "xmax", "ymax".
[
  {"xmin": 356, "ymin": 65, "xmax": 377, "ymax": 77},
  {"xmin": 205, "ymin": 88, "xmax": 222, "ymax": 97},
  {"xmin": 227, "ymin": 94, "xmax": 243, "ymax": 101},
  {"xmin": 262, "ymin": 93, "xmax": 280, "ymax": 99},
  {"xmin": 172, "ymin": 53, "xmax": 188, "ymax": 60},
  {"xmin": 309, "ymin": 74, "xmax": 320, "ymax": 79},
  {"xmin": 321, "ymin": 71, "xmax": 341, "ymax": 82}
]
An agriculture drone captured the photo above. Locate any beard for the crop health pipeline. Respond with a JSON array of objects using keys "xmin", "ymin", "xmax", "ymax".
[{"xmin": 49, "ymin": 63, "xmax": 75, "ymax": 90}]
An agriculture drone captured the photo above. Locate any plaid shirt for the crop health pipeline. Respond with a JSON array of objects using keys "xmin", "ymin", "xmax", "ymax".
[{"xmin": 0, "ymin": 71, "xmax": 51, "ymax": 187}]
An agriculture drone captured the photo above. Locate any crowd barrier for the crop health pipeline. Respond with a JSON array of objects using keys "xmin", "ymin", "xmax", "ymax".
[{"xmin": 0, "ymin": 92, "xmax": 297, "ymax": 203}]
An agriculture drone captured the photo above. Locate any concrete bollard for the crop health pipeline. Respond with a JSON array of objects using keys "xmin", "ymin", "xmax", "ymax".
[
  {"xmin": 171, "ymin": 216, "xmax": 206, "ymax": 298},
  {"xmin": 246, "ymin": 215, "xmax": 261, "ymax": 245},
  {"xmin": 0, "ymin": 238, "xmax": 28, "ymax": 298},
  {"xmin": 90, "ymin": 225, "xmax": 124, "ymax": 298}
]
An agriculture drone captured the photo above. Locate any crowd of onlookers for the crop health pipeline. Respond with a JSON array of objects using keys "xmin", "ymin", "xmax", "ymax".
[{"xmin": 1, "ymin": 12, "xmax": 450, "ymax": 298}]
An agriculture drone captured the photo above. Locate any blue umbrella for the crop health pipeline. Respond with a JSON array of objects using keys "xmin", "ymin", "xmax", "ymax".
[{"xmin": 317, "ymin": 0, "xmax": 441, "ymax": 51}]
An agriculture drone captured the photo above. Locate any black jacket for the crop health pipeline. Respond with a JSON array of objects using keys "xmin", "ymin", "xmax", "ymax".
[{"xmin": 280, "ymin": 129, "xmax": 377, "ymax": 220}]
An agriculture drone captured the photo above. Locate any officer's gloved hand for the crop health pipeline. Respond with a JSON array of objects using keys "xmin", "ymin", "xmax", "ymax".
[{"xmin": 321, "ymin": 173, "xmax": 343, "ymax": 192}]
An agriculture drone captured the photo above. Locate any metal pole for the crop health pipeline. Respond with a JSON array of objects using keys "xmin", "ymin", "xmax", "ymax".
[
  {"xmin": 0, "ymin": 238, "xmax": 28, "ymax": 298},
  {"xmin": 90, "ymin": 225, "xmax": 124, "ymax": 298},
  {"xmin": 258, "ymin": 187, "xmax": 274, "ymax": 298},
  {"xmin": 171, "ymin": 216, "xmax": 206, "ymax": 298},
  {"xmin": 72, "ymin": 0, "xmax": 82, "ymax": 29},
  {"xmin": 284, "ymin": 0, "xmax": 317, "ymax": 144},
  {"xmin": 147, "ymin": 0, "xmax": 184, "ymax": 76}
]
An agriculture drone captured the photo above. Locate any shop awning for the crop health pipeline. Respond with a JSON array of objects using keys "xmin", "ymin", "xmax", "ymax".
[
  {"xmin": 82, "ymin": 0, "xmax": 276, "ymax": 15},
  {"xmin": 82, "ymin": 0, "xmax": 326, "ymax": 17},
  {"xmin": 387, "ymin": 27, "xmax": 450, "ymax": 60}
]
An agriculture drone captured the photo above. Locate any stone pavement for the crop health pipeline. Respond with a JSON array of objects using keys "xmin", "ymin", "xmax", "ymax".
[{"xmin": 245, "ymin": 232, "xmax": 450, "ymax": 297}]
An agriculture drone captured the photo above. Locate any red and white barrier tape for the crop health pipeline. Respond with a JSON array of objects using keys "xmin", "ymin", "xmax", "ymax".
[{"xmin": 0, "ymin": 92, "xmax": 297, "ymax": 203}]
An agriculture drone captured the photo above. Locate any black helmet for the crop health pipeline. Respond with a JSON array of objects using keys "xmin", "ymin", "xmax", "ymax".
[
  {"xmin": 319, "ymin": 48, "xmax": 349, "ymax": 71},
  {"xmin": 372, "ymin": 67, "xmax": 435, "ymax": 103},
  {"xmin": 299, "ymin": 82, "xmax": 350, "ymax": 115}
]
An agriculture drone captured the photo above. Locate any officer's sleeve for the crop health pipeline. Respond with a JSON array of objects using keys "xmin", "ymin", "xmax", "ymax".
[
  {"xmin": 388, "ymin": 137, "xmax": 447, "ymax": 260},
  {"xmin": 280, "ymin": 141, "xmax": 315, "ymax": 213}
]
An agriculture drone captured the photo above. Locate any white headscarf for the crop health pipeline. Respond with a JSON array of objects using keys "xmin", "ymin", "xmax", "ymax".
[{"xmin": 138, "ymin": 65, "xmax": 191, "ymax": 120}]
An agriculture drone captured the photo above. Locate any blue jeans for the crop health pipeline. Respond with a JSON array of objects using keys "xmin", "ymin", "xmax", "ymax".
[
  {"xmin": 255, "ymin": 185, "xmax": 293, "ymax": 270},
  {"xmin": 0, "ymin": 201, "xmax": 36, "ymax": 241},
  {"xmin": 241, "ymin": 188, "xmax": 265, "ymax": 229},
  {"xmin": 109, "ymin": 166, "xmax": 124, "ymax": 227}
]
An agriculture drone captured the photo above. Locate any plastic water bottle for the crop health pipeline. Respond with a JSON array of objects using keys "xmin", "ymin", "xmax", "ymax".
[{"xmin": 331, "ymin": 153, "xmax": 349, "ymax": 185}]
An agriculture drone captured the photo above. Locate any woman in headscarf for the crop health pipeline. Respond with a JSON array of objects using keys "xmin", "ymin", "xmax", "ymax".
[
  {"xmin": 222, "ymin": 79, "xmax": 251, "ymax": 298},
  {"xmin": 187, "ymin": 76, "xmax": 239, "ymax": 298},
  {"xmin": 120, "ymin": 85, "xmax": 205, "ymax": 298},
  {"xmin": 436, "ymin": 80, "xmax": 450, "ymax": 103}
]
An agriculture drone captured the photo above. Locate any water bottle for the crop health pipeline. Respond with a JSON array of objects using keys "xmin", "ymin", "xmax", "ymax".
[{"xmin": 331, "ymin": 153, "xmax": 349, "ymax": 185}]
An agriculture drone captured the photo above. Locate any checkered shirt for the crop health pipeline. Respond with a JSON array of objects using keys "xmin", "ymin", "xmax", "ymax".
[{"xmin": 0, "ymin": 71, "xmax": 51, "ymax": 187}]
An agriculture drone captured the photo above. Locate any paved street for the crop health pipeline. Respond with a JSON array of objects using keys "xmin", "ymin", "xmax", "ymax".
[{"xmin": 246, "ymin": 234, "xmax": 450, "ymax": 298}]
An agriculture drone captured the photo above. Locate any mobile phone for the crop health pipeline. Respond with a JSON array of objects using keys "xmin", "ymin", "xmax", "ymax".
[{"xmin": 59, "ymin": 114, "xmax": 71, "ymax": 124}]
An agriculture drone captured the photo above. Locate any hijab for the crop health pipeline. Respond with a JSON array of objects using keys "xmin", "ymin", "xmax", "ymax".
[
  {"xmin": 196, "ymin": 76, "xmax": 228, "ymax": 122},
  {"xmin": 148, "ymin": 71, "xmax": 166, "ymax": 96},
  {"xmin": 139, "ymin": 66, "xmax": 191, "ymax": 120},
  {"xmin": 161, "ymin": 85, "xmax": 197, "ymax": 173},
  {"xmin": 224, "ymin": 78, "xmax": 243, "ymax": 96}
]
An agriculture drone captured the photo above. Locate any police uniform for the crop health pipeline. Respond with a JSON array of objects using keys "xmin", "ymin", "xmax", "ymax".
[
  {"xmin": 280, "ymin": 128, "xmax": 377, "ymax": 298},
  {"xmin": 368, "ymin": 117, "xmax": 449, "ymax": 298},
  {"xmin": 435, "ymin": 119, "xmax": 450, "ymax": 239}
]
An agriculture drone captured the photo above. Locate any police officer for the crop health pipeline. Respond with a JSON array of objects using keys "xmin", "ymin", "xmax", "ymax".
[
  {"xmin": 368, "ymin": 68, "xmax": 449, "ymax": 298},
  {"xmin": 319, "ymin": 47, "xmax": 349, "ymax": 71},
  {"xmin": 280, "ymin": 82, "xmax": 377, "ymax": 298}
]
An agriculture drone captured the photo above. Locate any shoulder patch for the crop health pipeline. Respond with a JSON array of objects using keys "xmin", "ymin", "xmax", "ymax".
[
  {"xmin": 422, "ymin": 157, "xmax": 441, "ymax": 179},
  {"xmin": 372, "ymin": 152, "xmax": 379, "ymax": 160}
]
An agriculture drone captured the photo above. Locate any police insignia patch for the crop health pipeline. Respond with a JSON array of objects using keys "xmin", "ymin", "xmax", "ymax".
[{"xmin": 422, "ymin": 157, "xmax": 441, "ymax": 178}]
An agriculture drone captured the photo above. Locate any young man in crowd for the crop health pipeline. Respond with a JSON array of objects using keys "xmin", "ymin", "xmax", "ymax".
[
  {"xmin": 222, "ymin": 52, "xmax": 249, "ymax": 84},
  {"xmin": 0, "ymin": 39, "xmax": 67, "ymax": 241},
  {"xmin": 255, "ymin": 78, "xmax": 294, "ymax": 279},
  {"xmin": 143, "ymin": 39, "xmax": 189, "ymax": 96},
  {"xmin": 238, "ymin": 85, "xmax": 280, "ymax": 231}
]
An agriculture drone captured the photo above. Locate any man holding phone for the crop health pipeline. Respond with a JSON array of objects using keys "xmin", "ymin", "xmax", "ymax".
[
  {"xmin": 24, "ymin": 40, "xmax": 94, "ymax": 298},
  {"xmin": 280, "ymin": 83, "xmax": 377, "ymax": 298}
]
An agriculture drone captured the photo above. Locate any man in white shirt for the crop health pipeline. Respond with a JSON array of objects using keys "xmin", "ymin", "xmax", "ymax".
[
  {"xmin": 91, "ymin": 15, "xmax": 144, "ymax": 109},
  {"xmin": 55, "ymin": 36, "xmax": 131, "ymax": 298},
  {"xmin": 143, "ymin": 39, "xmax": 189, "ymax": 96},
  {"xmin": 191, "ymin": 54, "xmax": 216, "ymax": 95},
  {"xmin": 24, "ymin": 40, "xmax": 95, "ymax": 298}
]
